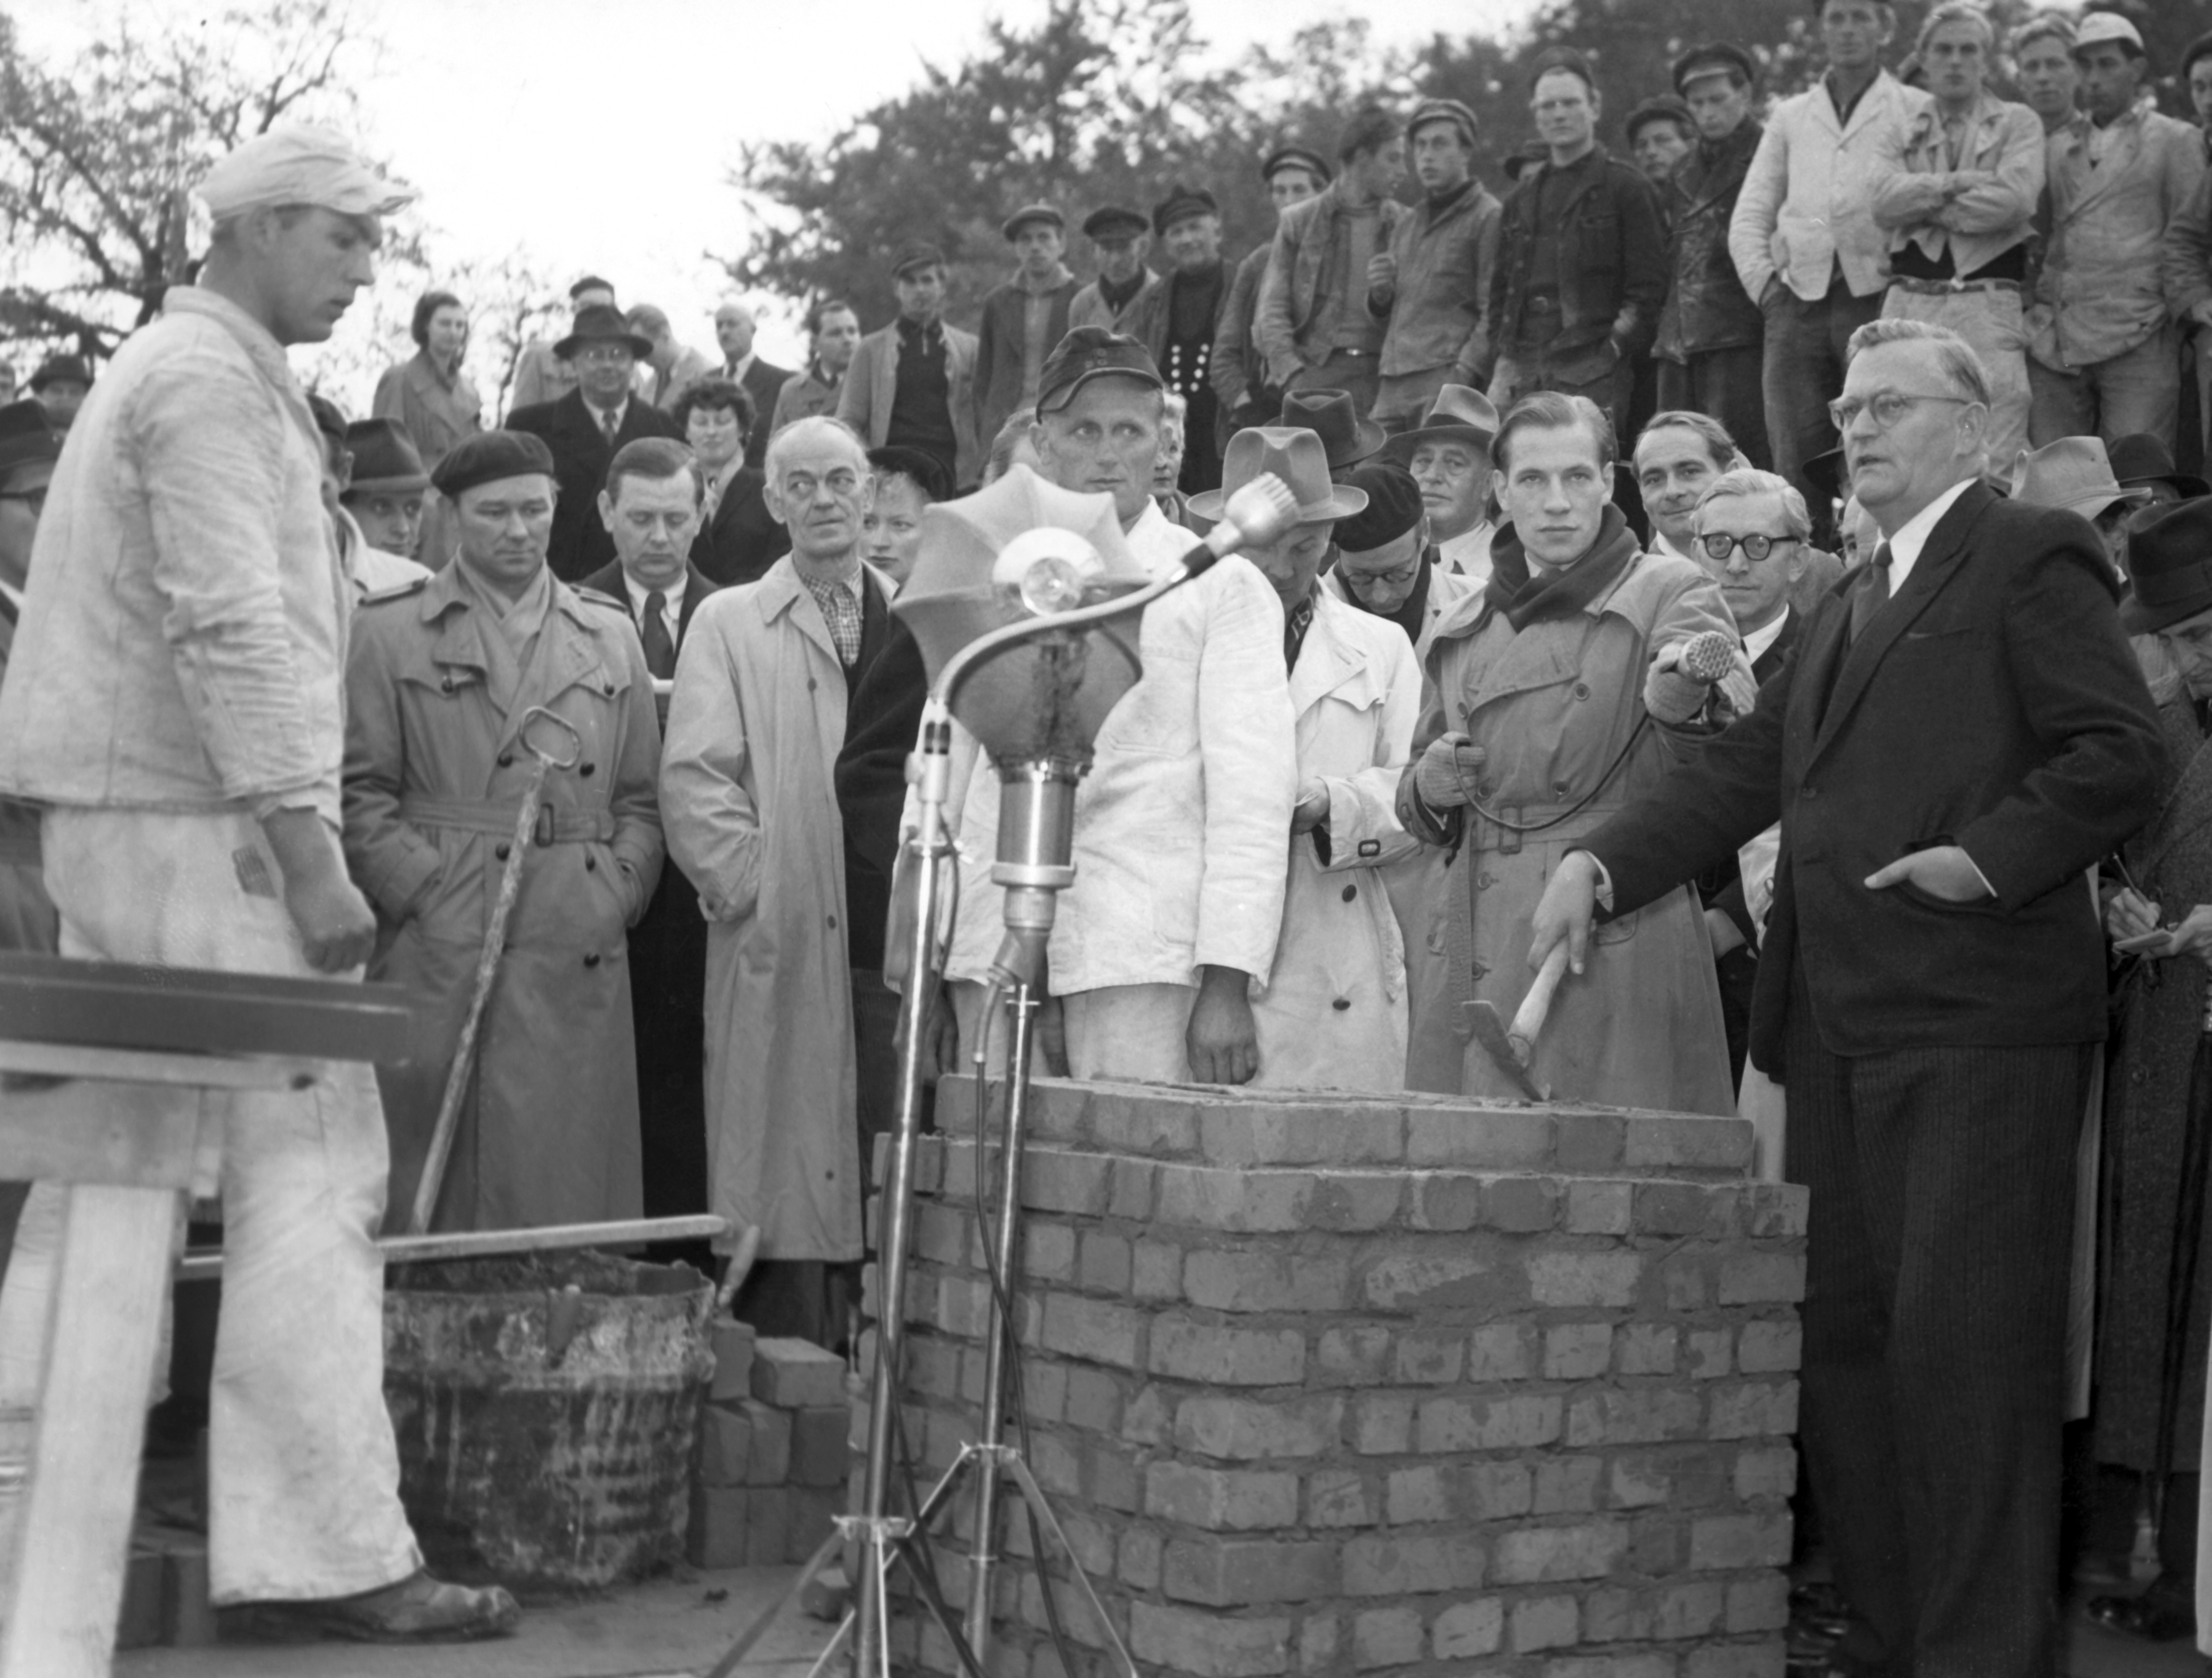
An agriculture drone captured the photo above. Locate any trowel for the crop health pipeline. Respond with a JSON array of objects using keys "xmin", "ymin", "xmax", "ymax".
[{"xmin": 1464, "ymin": 943, "xmax": 1570, "ymax": 1101}]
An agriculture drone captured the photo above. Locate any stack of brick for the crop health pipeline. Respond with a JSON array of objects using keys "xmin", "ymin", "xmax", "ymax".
[
  {"xmin": 860, "ymin": 1078, "xmax": 1805, "ymax": 1678},
  {"xmin": 688, "ymin": 1325, "xmax": 853, "ymax": 1570}
]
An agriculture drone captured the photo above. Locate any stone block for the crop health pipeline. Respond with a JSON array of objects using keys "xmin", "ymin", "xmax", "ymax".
[
  {"xmin": 1163, "ymin": 1538, "xmax": 1341, "ymax": 1605},
  {"xmin": 1393, "ymin": 1328, "xmax": 1466, "ymax": 1384},
  {"xmin": 697, "ymin": 1398, "xmax": 755, "ymax": 1487},
  {"xmin": 1129, "ymin": 1602, "xmax": 1292, "ymax": 1678},
  {"xmin": 1467, "ymin": 1323, "xmax": 1536, "ymax": 1381},
  {"xmin": 751, "ymin": 1336, "xmax": 847, "ymax": 1408},
  {"xmin": 1689, "ymin": 1511, "xmax": 1794, "ymax": 1571},
  {"xmin": 1564, "ymin": 1179, "xmax": 1635, "ymax": 1234},
  {"xmin": 1133, "ymin": 1239, "xmax": 1183, "ymax": 1300},
  {"xmin": 1432, "ymin": 1597, "xmax": 1505, "ymax": 1657},
  {"xmin": 1565, "ymin": 1387, "xmax": 1703, "ymax": 1448},
  {"xmin": 1173, "ymin": 1392, "xmax": 1343, "ymax": 1460},
  {"xmin": 1545, "ymin": 1322, "xmax": 1614, "ymax": 1380},
  {"xmin": 1078, "ymin": 1231, "xmax": 1133, "ymax": 1294},
  {"xmin": 1362, "ymin": 1250, "xmax": 1520, "ymax": 1313},
  {"xmin": 787, "ymin": 1486, "xmax": 843, "ymax": 1564},
  {"xmin": 1708, "ymin": 1380, "xmax": 1799, "ymax": 1440},
  {"xmin": 743, "ymin": 1486, "xmax": 792, "ymax": 1567},
  {"xmin": 1315, "ymin": 1324, "xmax": 1393, "ymax": 1386},
  {"xmin": 1528, "ymin": 1249, "xmax": 1644, "ymax": 1308},
  {"xmin": 789, "ymin": 1403, "xmax": 851, "ymax": 1488},
  {"xmin": 740, "ymin": 1397, "xmax": 792, "ymax": 1485},
  {"xmin": 688, "ymin": 1485, "xmax": 750, "ymax": 1569},
  {"xmin": 1150, "ymin": 1315, "xmax": 1308, "ymax": 1385},
  {"xmin": 1415, "ymin": 1392, "xmax": 1562, "ymax": 1452},
  {"xmin": 710, "ymin": 1319, "xmax": 757, "ymax": 1401},
  {"xmin": 1040, "ymin": 1293, "xmax": 1144, "ymax": 1369},
  {"xmin": 1715, "ymin": 1253, "xmax": 1805, "ymax": 1306},
  {"xmin": 1624, "ymin": 1115, "xmax": 1755, "ymax": 1173},
  {"xmin": 1143, "ymin": 1461, "xmax": 1300, "ymax": 1530},
  {"xmin": 1406, "ymin": 1105, "xmax": 1552, "ymax": 1168},
  {"xmin": 1512, "ymin": 1594, "xmax": 1580, "ymax": 1652},
  {"xmin": 1183, "ymin": 1249, "xmax": 1355, "ymax": 1313},
  {"xmin": 1199, "ymin": 1101, "xmax": 1403, "ymax": 1166},
  {"xmin": 1342, "ymin": 1532, "xmax": 1485, "ymax": 1595},
  {"xmin": 1021, "ymin": 1148, "xmax": 1114, "ymax": 1215},
  {"xmin": 1737, "ymin": 1320, "xmax": 1803, "ymax": 1374},
  {"xmin": 1352, "ymin": 1605, "xmax": 1424, "ymax": 1669},
  {"xmin": 1490, "ymin": 1519, "xmax": 1630, "ymax": 1585},
  {"xmin": 1306, "ymin": 1468, "xmax": 1379, "ymax": 1527}
]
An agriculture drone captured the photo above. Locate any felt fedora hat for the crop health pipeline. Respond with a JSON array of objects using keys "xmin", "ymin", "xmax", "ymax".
[
  {"xmin": 1187, "ymin": 427, "xmax": 1369, "ymax": 525},
  {"xmin": 1387, "ymin": 383, "xmax": 1501, "ymax": 459},
  {"xmin": 2123, "ymin": 497, "xmax": 2212, "ymax": 633},
  {"xmin": 343, "ymin": 417, "xmax": 430, "ymax": 494},
  {"xmin": 2008, "ymin": 436, "xmax": 2150, "ymax": 521},
  {"xmin": 1278, "ymin": 387, "xmax": 1385, "ymax": 471},
  {"xmin": 554, "ymin": 302, "xmax": 651, "ymax": 361},
  {"xmin": 2108, "ymin": 431, "xmax": 2212, "ymax": 501}
]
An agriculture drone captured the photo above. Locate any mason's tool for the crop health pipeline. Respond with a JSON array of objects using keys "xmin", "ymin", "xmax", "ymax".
[{"xmin": 1465, "ymin": 943, "xmax": 1571, "ymax": 1101}]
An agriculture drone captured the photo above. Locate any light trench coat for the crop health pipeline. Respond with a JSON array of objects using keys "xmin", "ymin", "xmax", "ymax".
[
  {"xmin": 1250, "ymin": 590, "xmax": 1423, "ymax": 1091},
  {"xmin": 342, "ymin": 567, "xmax": 664, "ymax": 1233},
  {"xmin": 1399, "ymin": 525, "xmax": 1738, "ymax": 1116},
  {"xmin": 661, "ymin": 559, "xmax": 896, "ymax": 1262}
]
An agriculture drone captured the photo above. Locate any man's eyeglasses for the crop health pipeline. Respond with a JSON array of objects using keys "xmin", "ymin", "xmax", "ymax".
[
  {"xmin": 1826, "ymin": 391, "xmax": 1974, "ymax": 432},
  {"xmin": 1698, "ymin": 532, "xmax": 1799, "ymax": 563},
  {"xmin": 0, "ymin": 488, "xmax": 47, "ymax": 515},
  {"xmin": 1344, "ymin": 555, "xmax": 1424, "ymax": 590}
]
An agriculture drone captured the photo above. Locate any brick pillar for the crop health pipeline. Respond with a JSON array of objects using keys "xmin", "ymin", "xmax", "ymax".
[{"xmin": 860, "ymin": 1079, "xmax": 1803, "ymax": 1678}]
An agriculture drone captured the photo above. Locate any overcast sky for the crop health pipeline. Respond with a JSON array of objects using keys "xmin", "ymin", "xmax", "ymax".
[{"xmin": 13, "ymin": 0, "xmax": 1539, "ymax": 391}]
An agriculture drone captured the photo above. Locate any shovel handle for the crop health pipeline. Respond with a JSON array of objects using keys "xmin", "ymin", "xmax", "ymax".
[{"xmin": 1509, "ymin": 943, "xmax": 1571, "ymax": 1064}]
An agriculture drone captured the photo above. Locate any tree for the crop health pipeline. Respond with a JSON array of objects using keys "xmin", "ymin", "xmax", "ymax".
[{"xmin": 0, "ymin": 0, "xmax": 387, "ymax": 364}]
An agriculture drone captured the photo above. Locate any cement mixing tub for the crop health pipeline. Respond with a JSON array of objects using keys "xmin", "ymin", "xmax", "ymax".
[{"xmin": 382, "ymin": 1251, "xmax": 714, "ymax": 1594}]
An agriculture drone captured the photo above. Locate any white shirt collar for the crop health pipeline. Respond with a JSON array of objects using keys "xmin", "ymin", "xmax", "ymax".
[
  {"xmin": 1742, "ymin": 605, "xmax": 1790, "ymax": 666},
  {"xmin": 725, "ymin": 351, "xmax": 755, "ymax": 383},
  {"xmin": 1437, "ymin": 520, "xmax": 1495, "ymax": 583},
  {"xmin": 622, "ymin": 569, "xmax": 686, "ymax": 621},
  {"xmin": 1881, "ymin": 477, "xmax": 1976, "ymax": 593},
  {"xmin": 586, "ymin": 394, "xmax": 629, "ymax": 431},
  {"xmin": 1648, "ymin": 528, "xmax": 1693, "ymax": 563}
]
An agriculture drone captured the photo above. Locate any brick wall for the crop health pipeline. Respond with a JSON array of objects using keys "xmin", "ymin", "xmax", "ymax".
[{"xmin": 861, "ymin": 1078, "xmax": 1804, "ymax": 1678}]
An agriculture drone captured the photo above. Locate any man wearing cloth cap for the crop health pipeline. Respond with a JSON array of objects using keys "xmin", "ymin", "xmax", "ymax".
[
  {"xmin": 339, "ymin": 417, "xmax": 434, "ymax": 577},
  {"xmin": 1069, "ymin": 205, "xmax": 1164, "ymax": 338},
  {"xmin": 1367, "ymin": 98, "xmax": 1503, "ymax": 435},
  {"xmin": 839, "ymin": 243, "xmax": 981, "ymax": 490},
  {"xmin": 0, "ymin": 125, "xmax": 517, "ymax": 1641},
  {"xmin": 1191, "ymin": 429, "xmax": 1422, "ymax": 1090},
  {"xmin": 1258, "ymin": 106, "xmax": 1408, "ymax": 417},
  {"xmin": 303, "ymin": 397, "xmax": 429, "ymax": 599},
  {"xmin": 511, "ymin": 274, "xmax": 617, "ymax": 412},
  {"xmin": 1624, "ymin": 96, "xmax": 1697, "ymax": 189},
  {"xmin": 2032, "ymin": 12, "xmax": 2202, "ymax": 453},
  {"xmin": 28, "ymin": 353, "xmax": 90, "ymax": 438},
  {"xmin": 1657, "ymin": 44, "xmax": 1772, "ymax": 471},
  {"xmin": 506, "ymin": 303, "xmax": 685, "ymax": 583},
  {"xmin": 1325, "ymin": 458, "xmax": 1477, "ymax": 665},
  {"xmin": 1214, "ymin": 144, "xmax": 1332, "ymax": 441},
  {"xmin": 973, "ymin": 205, "xmax": 1077, "ymax": 449},
  {"xmin": 1124, "ymin": 185, "xmax": 1233, "ymax": 492},
  {"xmin": 345, "ymin": 428, "xmax": 663, "ymax": 1241},
  {"xmin": 1388, "ymin": 383, "xmax": 1502, "ymax": 582},
  {"xmin": 1028, "ymin": 328, "xmax": 1298, "ymax": 1083}
]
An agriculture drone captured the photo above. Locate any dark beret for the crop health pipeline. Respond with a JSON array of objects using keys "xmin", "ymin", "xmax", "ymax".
[
  {"xmin": 1334, "ymin": 463, "xmax": 1425, "ymax": 552},
  {"xmin": 430, "ymin": 428, "xmax": 557, "ymax": 499}
]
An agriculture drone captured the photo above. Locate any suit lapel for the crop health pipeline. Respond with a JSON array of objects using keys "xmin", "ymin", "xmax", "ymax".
[{"xmin": 676, "ymin": 564, "xmax": 713, "ymax": 645}]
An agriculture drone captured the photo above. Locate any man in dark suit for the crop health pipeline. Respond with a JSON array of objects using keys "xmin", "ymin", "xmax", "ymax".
[
  {"xmin": 712, "ymin": 300, "xmax": 792, "ymax": 473},
  {"xmin": 506, "ymin": 303, "xmax": 684, "ymax": 581},
  {"xmin": 581, "ymin": 438, "xmax": 720, "ymax": 1268},
  {"xmin": 1531, "ymin": 319, "xmax": 2166, "ymax": 1673}
]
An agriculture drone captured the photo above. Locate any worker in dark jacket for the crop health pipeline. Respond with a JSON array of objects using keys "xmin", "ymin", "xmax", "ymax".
[{"xmin": 1213, "ymin": 146, "xmax": 1332, "ymax": 446}]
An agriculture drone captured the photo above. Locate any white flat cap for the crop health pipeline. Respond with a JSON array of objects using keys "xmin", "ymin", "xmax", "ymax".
[
  {"xmin": 197, "ymin": 124, "xmax": 415, "ymax": 221},
  {"xmin": 2071, "ymin": 12, "xmax": 2145, "ymax": 55}
]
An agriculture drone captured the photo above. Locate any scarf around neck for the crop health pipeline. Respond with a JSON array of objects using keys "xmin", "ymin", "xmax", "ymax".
[{"xmin": 1484, "ymin": 504, "xmax": 1640, "ymax": 633}]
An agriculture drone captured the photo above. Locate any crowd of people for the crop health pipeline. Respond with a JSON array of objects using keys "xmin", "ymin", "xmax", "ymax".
[{"xmin": 5, "ymin": 1, "xmax": 2212, "ymax": 1666}]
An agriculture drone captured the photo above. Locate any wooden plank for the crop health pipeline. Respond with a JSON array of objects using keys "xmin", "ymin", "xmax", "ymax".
[
  {"xmin": 0, "ymin": 951, "xmax": 419, "ymax": 1065},
  {"xmin": 0, "ymin": 1041, "xmax": 311, "ymax": 1091},
  {"xmin": 173, "ymin": 1213, "xmax": 729, "ymax": 1281},
  {"xmin": 0, "ymin": 1181, "xmax": 181, "ymax": 1678},
  {"xmin": 0, "ymin": 1079, "xmax": 219, "ymax": 1190}
]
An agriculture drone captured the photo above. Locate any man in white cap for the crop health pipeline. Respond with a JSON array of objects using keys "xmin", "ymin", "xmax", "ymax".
[{"xmin": 0, "ymin": 125, "xmax": 518, "ymax": 1642}]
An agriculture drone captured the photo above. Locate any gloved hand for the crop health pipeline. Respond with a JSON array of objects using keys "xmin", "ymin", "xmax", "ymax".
[
  {"xmin": 1645, "ymin": 641, "xmax": 1715, "ymax": 725},
  {"xmin": 1414, "ymin": 733, "xmax": 1485, "ymax": 810}
]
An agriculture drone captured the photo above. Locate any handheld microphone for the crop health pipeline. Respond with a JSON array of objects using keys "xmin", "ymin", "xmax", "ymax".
[
  {"xmin": 1179, "ymin": 473, "xmax": 1302, "ymax": 579},
  {"xmin": 1679, "ymin": 629, "xmax": 1739, "ymax": 685}
]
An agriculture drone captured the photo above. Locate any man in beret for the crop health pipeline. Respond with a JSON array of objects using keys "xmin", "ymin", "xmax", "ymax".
[
  {"xmin": 511, "ymin": 274, "xmax": 617, "ymax": 411},
  {"xmin": 1258, "ymin": 105, "xmax": 1408, "ymax": 416},
  {"xmin": 1625, "ymin": 96, "xmax": 1697, "ymax": 188},
  {"xmin": 839, "ymin": 243, "xmax": 981, "ymax": 490},
  {"xmin": 345, "ymin": 427, "xmax": 663, "ymax": 1247},
  {"xmin": 28, "ymin": 354, "xmax": 90, "ymax": 438},
  {"xmin": 1324, "ymin": 458, "xmax": 1477, "ymax": 664},
  {"xmin": 1657, "ymin": 43, "xmax": 1771, "ymax": 471},
  {"xmin": 1125, "ymin": 186, "xmax": 1233, "ymax": 492},
  {"xmin": 505, "ymin": 303, "xmax": 684, "ymax": 582},
  {"xmin": 1214, "ymin": 145, "xmax": 1332, "ymax": 441},
  {"xmin": 973, "ymin": 204, "xmax": 1077, "ymax": 449},
  {"xmin": 1069, "ymin": 205, "xmax": 1163, "ymax": 338},
  {"xmin": 1368, "ymin": 98, "xmax": 1503, "ymax": 433},
  {"xmin": 339, "ymin": 417, "xmax": 432, "ymax": 567},
  {"xmin": 0, "ymin": 124, "xmax": 518, "ymax": 1641}
]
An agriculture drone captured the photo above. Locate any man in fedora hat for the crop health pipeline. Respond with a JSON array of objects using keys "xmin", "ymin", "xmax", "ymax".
[
  {"xmin": 0, "ymin": 123, "xmax": 519, "ymax": 1642},
  {"xmin": 1325, "ymin": 458, "xmax": 1478, "ymax": 665},
  {"xmin": 1214, "ymin": 144, "xmax": 1332, "ymax": 442},
  {"xmin": 1069, "ymin": 205, "xmax": 1163, "ymax": 338},
  {"xmin": 340, "ymin": 417, "xmax": 432, "ymax": 567},
  {"xmin": 506, "ymin": 302, "xmax": 684, "ymax": 581},
  {"xmin": 1129, "ymin": 186, "xmax": 1233, "ymax": 493},
  {"xmin": 1030, "ymin": 328, "xmax": 1297, "ymax": 1085},
  {"xmin": 1258, "ymin": 106, "xmax": 1408, "ymax": 417},
  {"xmin": 1367, "ymin": 97, "xmax": 1503, "ymax": 435},
  {"xmin": 838, "ymin": 242, "xmax": 981, "ymax": 490},
  {"xmin": 1279, "ymin": 387, "xmax": 1385, "ymax": 481},
  {"xmin": 2010, "ymin": 434, "xmax": 2152, "ymax": 578},
  {"xmin": 973, "ymin": 204, "xmax": 1077, "ymax": 449},
  {"xmin": 511, "ymin": 274, "xmax": 617, "ymax": 411},
  {"xmin": 29, "ymin": 353, "xmax": 90, "ymax": 438},
  {"xmin": 1388, "ymin": 383, "xmax": 1501, "ymax": 580},
  {"xmin": 302, "ymin": 401, "xmax": 428, "ymax": 599},
  {"xmin": 2111, "ymin": 431, "xmax": 2212, "ymax": 509},
  {"xmin": 1189, "ymin": 427, "xmax": 1423, "ymax": 1091}
]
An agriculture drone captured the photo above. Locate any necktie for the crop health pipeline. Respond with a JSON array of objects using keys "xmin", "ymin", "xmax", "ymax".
[
  {"xmin": 602, "ymin": 406, "xmax": 620, "ymax": 446},
  {"xmin": 1848, "ymin": 541, "xmax": 1894, "ymax": 643},
  {"xmin": 641, "ymin": 589, "xmax": 676, "ymax": 679}
]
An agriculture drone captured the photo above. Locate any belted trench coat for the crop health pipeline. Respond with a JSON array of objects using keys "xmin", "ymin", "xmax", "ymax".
[
  {"xmin": 342, "ymin": 565, "xmax": 664, "ymax": 1233},
  {"xmin": 1396, "ymin": 521, "xmax": 1737, "ymax": 1115}
]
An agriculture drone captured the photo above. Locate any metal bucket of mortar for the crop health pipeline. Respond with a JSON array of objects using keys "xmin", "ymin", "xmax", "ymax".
[{"xmin": 382, "ymin": 1250, "xmax": 713, "ymax": 1594}]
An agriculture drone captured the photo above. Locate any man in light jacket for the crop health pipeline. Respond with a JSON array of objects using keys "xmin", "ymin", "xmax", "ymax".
[
  {"xmin": 0, "ymin": 126, "xmax": 515, "ymax": 1643},
  {"xmin": 2040, "ymin": 13, "xmax": 2208, "ymax": 451},
  {"xmin": 1214, "ymin": 145, "xmax": 1331, "ymax": 443},
  {"xmin": 1730, "ymin": 0, "xmax": 1920, "ymax": 520},
  {"xmin": 838, "ymin": 243, "xmax": 981, "ymax": 492}
]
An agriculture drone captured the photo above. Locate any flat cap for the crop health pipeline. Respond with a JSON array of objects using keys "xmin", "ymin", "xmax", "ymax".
[
  {"xmin": 197, "ymin": 124, "xmax": 414, "ymax": 222},
  {"xmin": 1624, "ymin": 95, "xmax": 1695, "ymax": 145},
  {"xmin": 890, "ymin": 241, "xmax": 947, "ymax": 278},
  {"xmin": 1260, "ymin": 145, "xmax": 1333, "ymax": 186},
  {"xmin": 0, "ymin": 397, "xmax": 61, "ymax": 478},
  {"xmin": 1407, "ymin": 98, "xmax": 1479, "ymax": 149},
  {"xmin": 430, "ymin": 428, "xmax": 556, "ymax": 500},
  {"xmin": 1081, "ymin": 205, "xmax": 1150, "ymax": 242},
  {"xmin": 2073, "ymin": 12, "xmax": 2145, "ymax": 56},
  {"xmin": 1151, "ymin": 185, "xmax": 1218, "ymax": 237},
  {"xmin": 1035, "ymin": 327, "xmax": 1163, "ymax": 414},
  {"xmin": 1673, "ymin": 41, "xmax": 1757, "ymax": 93},
  {"xmin": 1334, "ymin": 463, "xmax": 1425, "ymax": 552},
  {"xmin": 344, "ymin": 418, "xmax": 431, "ymax": 494},
  {"xmin": 29, "ymin": 354, "xmax": 90, "ymax": 393},
  {"xmin": 1001, "ymin": 203, "xmax": 1064, "ymax": 241}
]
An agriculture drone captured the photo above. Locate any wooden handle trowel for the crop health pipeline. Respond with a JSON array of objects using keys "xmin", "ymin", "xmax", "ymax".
[{"xmin": 1464, "ymin": 943, "xmax": 1571, "ymax": 1101}]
